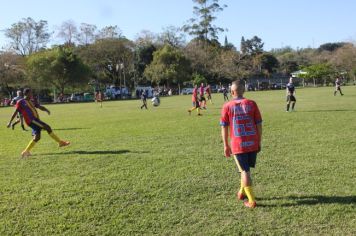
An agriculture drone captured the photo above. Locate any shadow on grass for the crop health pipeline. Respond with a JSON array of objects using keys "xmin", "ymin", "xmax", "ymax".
[
  {"xmin": 53, "ymin": 127, "xmax": 90, "ymax": 131},
  {"xmin": 299, "ymin": 109, "xmax": 356, "ymax": 113},
  {"xmin": 257, "ymin": 195, "xmax": 356, "ymax": 207},
  {"xmin": 41, "ymin": 150, "xmax": 149, "ymax": 156}
]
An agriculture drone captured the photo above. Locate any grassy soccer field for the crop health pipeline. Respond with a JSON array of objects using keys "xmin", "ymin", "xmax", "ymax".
[{"xmin": 0, "ymin": 87, "xmax": 355, "ymax": 235}]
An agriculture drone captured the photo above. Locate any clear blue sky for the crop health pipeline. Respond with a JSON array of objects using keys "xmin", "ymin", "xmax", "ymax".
[{"xmin": 1, "ymin": 0, "xmax": 355, "ymax": 51}]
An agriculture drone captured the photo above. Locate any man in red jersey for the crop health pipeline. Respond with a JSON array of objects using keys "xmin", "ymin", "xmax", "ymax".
[
  {"xmin": 205, "ymin": 84, "xmax": 213, "ymax": 104},
  {"xmin": 220, "ymin": 80, "xmax": 262, "ymax": 208},
  {"xmin": 7, "ymin": 88, "xmax": 70, "ymax": 158},
  {"xmin": 188, "ymin": 85, "xmax": 202, "ymax": 116}
]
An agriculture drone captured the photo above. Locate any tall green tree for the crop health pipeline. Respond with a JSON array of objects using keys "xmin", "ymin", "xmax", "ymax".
[
  {"xmin": 144, "ymin": 45, "xmax": 191, "ymax": 86},
  {"xmin": 134, "ymin": 44, "xmax": 157, "ymax": 83},
  {"xmin": 4, "ymin": 17, "xmax": 51, "ymax": 56},
  {"xmin": 183, "ymin": 0, "xmax": 227, "ymax": 41},
  {"xmin": 76, "ymin": 38, "xmax": 134, "ymax": 87},
  {"xmin": 27, "ymin": 46, "xmax": 90, "ymax": 93}
]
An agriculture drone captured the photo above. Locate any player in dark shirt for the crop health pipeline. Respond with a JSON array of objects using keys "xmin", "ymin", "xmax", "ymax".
[
  {"xmin": 286, "ymin": 77, "xmax": 296, "ymax": 112},
  {"xmin": 334, "ymin": 77, "xmax": 344, "ymax": 96},
  {"xmin": 140, "ymin": 90, "xmax": 148, "ymax": 110}
]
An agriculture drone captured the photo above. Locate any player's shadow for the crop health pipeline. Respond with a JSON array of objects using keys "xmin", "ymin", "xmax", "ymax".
[
  {"xmin": 257, "ymin": 195, "xmax": 356, "ymax": 208},
  {"xmin": 300, "ymin": 109, "xmax": 356, "ymax": 113},
  {"xmin": 42, "ymin": 149, "xmax": 149, "ymax": 156},
  {"xmin": 53, "ymin": 128, "xmax": 89, "ymax": 131}
]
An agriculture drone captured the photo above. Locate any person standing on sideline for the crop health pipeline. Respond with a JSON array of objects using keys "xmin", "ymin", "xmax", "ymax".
[
  {"xmin": 286, "ymin": 77, "xmax": 296, "ymax": 112},
  {"xmin": 220, "ymin": 80, "xmax": 262, "ymax": 208},
  {"xmin": 334, "ymin": 77, "xmax": 344, "ymax": 96},
  {"xmin": 7, "ymin": 88, "xmax": 70, "ymax": 158},
  {"xmin": 10, "ymin": 90, "xmax": 27, "ymax": 131}
]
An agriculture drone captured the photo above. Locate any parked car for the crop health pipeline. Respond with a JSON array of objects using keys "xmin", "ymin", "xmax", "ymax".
[{"xmin": 181, "ymin": 88, "xmax": 194, "ymax": 95}]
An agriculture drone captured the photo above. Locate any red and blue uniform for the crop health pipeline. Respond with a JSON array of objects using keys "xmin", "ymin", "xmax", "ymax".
[
  {"xmin": 220, "ymin": 98, "xmax": 262, "ymax": 154},
  {"xmin": 15, "ymin": 98, "xmax": 46, "ymax": 135}
]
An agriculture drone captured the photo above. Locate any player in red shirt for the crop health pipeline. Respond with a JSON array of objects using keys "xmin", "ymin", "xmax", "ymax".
[
  {"xmin": 188, "ymin": 85, "xmax": 202, "ymax": 116},
  {"xmin": 7, "ymin": 88, "xmax": 70, "ymax": 158},
  {"xmin": 205, "ymin": 84, "xmax": 213, "ymax": 104},
  {"xmin": 220, "ymin": 80, "xmax": 262, "ymax": 208},
  {"xmin": 95, "ymin": 90, "xmax": 103, "ymax": 108}
]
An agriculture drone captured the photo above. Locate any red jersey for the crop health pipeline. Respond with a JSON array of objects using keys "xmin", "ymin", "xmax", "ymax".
[
  {"xmin": 205, "ymin": 86, "xmax": 211, "ymax": 95},
  {"xmin": 199, "ymin": 86, "xmax": 204, "ymax": 96},
  {"xmin": 220, "ymin": 98, "xmax": 262, "ymax": 154},
  {"xmin": 15, "ymin": 98, "xmax": 40, "ymax": 125},
  {"xmin": 192, "ymin": 88, "xmax": 198, "ymax": 102}
]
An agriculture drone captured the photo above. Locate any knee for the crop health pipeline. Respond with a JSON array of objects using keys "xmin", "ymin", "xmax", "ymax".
[
  {"xmin": 34, "ymin": 135, "xmax": 41, "ymax": 142},
  {"xmin": 44, "ymin": 125, "xmax": 52, "ymax": 133}
]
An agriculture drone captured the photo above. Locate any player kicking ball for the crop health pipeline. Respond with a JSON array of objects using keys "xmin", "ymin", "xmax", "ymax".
[
  {"xmin": 220, "ymin": 80, "xmax": 262, "ymax": 208},
  {"xmin": 7, "ymin": 88, "xmax": 70, "ymax": 158}
]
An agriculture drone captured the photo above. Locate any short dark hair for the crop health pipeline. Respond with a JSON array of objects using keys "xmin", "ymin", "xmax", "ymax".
[
  {"xmin": 23, "ymin": 88, "xmax": 31, "ymax": 96},
  {"xmin": 232, "ymin": 79, "xmax": 245, "ymax": 94}
]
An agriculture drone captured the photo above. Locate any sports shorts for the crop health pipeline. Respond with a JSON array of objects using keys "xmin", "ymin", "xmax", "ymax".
[
  {"xmin": 28, "ymin": 119, "xmax": 48, "ymax": 136},
  {"xmin": 234, "ymin": 152, "xmax": 257, "ymax": 172},
  {"xmin": 287, "ymin": 95, "xmax": 296, "ymax": 102}
]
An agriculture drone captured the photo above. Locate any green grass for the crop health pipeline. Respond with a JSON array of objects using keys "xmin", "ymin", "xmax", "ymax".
[{"xmin": 0, "ymin": 87, "xmax": 355, "ymax": 235}]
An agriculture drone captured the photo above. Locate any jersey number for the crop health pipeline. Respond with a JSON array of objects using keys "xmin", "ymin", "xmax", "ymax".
[{"xmin": 233, "ymin": 116, "xmax": 256, "ymax": 137}]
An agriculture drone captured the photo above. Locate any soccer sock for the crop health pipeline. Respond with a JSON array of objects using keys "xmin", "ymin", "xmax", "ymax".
[
  {"xmin": 244, "ymin": 186, "xmax": 256, "ymax": 203},
  {"xmin": 24, "ymin": 140, "xmax": 37, "ymax": 152},
  {"xmin": 239, "ymin": 178, "xmax": 245, "ymax": 195},
  {"xmin": 286, "ymin": 104, "xmax": 290, "ymax": 111},
  {"xmin": 292, "ymin": 102, "xmax": 295, "ymax": 110},
  {"xmin": 49, "ymin": 132, "xmax": 61, "ymax": 143}
]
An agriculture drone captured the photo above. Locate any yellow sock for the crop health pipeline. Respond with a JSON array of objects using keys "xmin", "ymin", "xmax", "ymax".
[
  {"xmin": 49, "ymin": 132, "xmax": 61, "ymax": 143},
  {"xmin": 244, "ymin": 186, "xmax": 256, "ymax": 203},
  {"xmin": 24, "ymin": 140, "xmax": 37, "ymax": 152},
  {"xmin": 196, "ymin": 108, "xmax": 200, "ymax": 114}
]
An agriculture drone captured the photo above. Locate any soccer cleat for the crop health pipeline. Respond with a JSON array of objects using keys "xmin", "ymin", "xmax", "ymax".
[
  {"xmin": 11, "ymin": 123, "xmax": 15, "ymax": 130},
  {"xmin": 243, "ymin": 201, "xmax": 256, "ymax": 208},
  {"xmin": 197, "ymin": 113, "xmax": 203, "ymax": 116},
  {"xmin": 188, "ymin": 110, "xmax": 191, "ymax": 115},
  {"xmin": 237, "ymin": 191, "xmax": 247, "ymax": 201},
  {"xmin": 21, "ymin": 151, "xmax": 31, "ymax": 158},
  {"xmin": 59, "ymin": 141, "xmax": 70, "ymax": 147}
]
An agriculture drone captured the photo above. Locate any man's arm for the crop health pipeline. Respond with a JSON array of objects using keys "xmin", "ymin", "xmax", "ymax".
[
  {"xmin": 221, "ymin": 126, "xmax": 232, "ymax": 157},
  {"xmin": 7, "ymin": 110, "xmax": 19, "ymax": 128},
  {"xmin": 37, "ymin": 105, "xmax": 50, "ymax": 115}
]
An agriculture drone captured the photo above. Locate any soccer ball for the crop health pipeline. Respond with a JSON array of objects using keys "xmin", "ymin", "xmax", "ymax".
[{"xmin": 151, "ymin": 97, "xmax": 160, "ymax": 107}]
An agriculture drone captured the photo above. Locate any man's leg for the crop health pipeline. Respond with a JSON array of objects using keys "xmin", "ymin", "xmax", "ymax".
[
  {"xmin": 242, "ymin": 171, "xmax": 256, "ymax": 207},
  {"xmin": 291, "ymin": 101, "xmax": 296, "ymax": 111},
  {"xmin": 22, "ymin": 131, "xmax": 40, "ymax": 158},
  {"xmin": 20, "ymin": 116, "xmax": 26, "ymax": 130},
  {"xmin": 32, "ymin": 120, "xmax": 70, "ymax": 147}
]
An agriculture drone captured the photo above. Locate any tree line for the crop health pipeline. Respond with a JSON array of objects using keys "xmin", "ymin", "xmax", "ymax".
[{"xmin": 1, "ymin": 0, "xmax": 355, "ymax": 98}]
